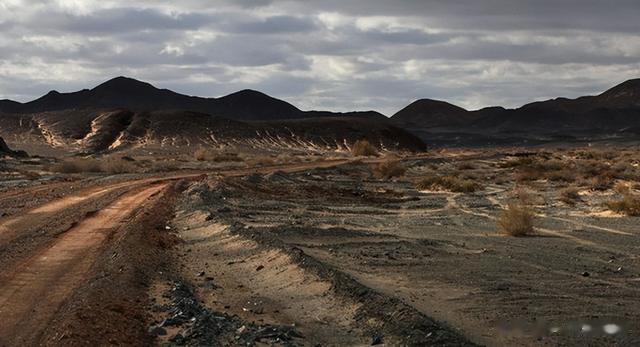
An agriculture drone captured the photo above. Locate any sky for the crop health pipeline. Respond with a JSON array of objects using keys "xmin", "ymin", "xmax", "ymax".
[{"xmin": 0, "ymin": 0, "xmax": 639, "ymax": 115}]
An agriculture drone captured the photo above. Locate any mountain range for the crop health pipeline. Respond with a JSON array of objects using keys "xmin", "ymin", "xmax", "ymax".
[
  {"xmin": 0, "ymin": 77, "xmax": 386, "ymax": 121},
  {"xmin": 1, "ymin": 76, "xmax": 639, "ymax": 152},
  {"xmin": 0, "ymin": 77, "xmax": 422, "ymax": 154},
  {"xmin": 391, "ymin": 79, "xmax": 640, "ymax": 145}
]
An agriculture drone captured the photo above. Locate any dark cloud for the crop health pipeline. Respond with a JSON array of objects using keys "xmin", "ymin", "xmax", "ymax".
[{"xmin": 33, "ymin": 7, "xmax": 210, "ymax": 34}]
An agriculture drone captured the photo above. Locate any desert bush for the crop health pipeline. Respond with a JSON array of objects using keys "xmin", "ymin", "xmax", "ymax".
[
  {"xmin": 247, "ymin": 155, "xmax": 276, "ymax": 167},
  {"xmin": 456, "ymin": 162, "xmax": 476, "ymax": 171},
  {"xmin": 194, "ymin": 147, "xmax": 210, "ymax": 161},
  {"xmin": 606, "ymin": 193, "xmax": 640, "ymax": 216},
  {"xmin": 515, "ymin": 168, "xmax": 544, "ymax": 183},
  {"xmin": 590, "ymin": 176, "xmax": 614, "ymax": 191},
  {"xmin": 18, "ymin": 170, "xmax": 41, "ymax": 180},
  {"xmin": 416, "ymin": 175, "xmax": 481, "ymax": 193},
  {"xmin": 559, "ymin": 186, "xmax": 581, "ymax": 205},
  {"xmin": 498, "ymin": 201, "xmax": 534, "ymax": 236},
  {"xmin": 50, "ymin": 158, "xmax": 103, "ymax": 173},
  {"xmin": 194, "ymin": 147, "xmax": 243, "ymax": 162},
  {"xmin": 547, "ymin": 169, "xmax": 577, "ymax": 182},
  {"xmin": 50, "ymin": 157, "xmax": 139, "ymax": 174},
  {"xmin": 351, "ymin": 139, "xmax": 378, "ymax": 157},
  {"xmin": 373, "ymin": 159, "xmax": 406, "ymax": 179},
  {"xmin": 100, "ymin": 157, "xmax": 138, "ymax": 174}
]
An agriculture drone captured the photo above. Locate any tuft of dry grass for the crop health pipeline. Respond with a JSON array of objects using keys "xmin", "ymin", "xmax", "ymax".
[
  {"xmin": 351, "ymin": 139, "xmax": 378, "ymax": 157},
  {"xmin": 194, "ymin": 146, "xmax": 243, "ymax": 162},
  {"xmin": 194, "ymin": 147, "xmax": 210, "ymax": 161},
  {"xmin": 559, "ymin": 186, "xmax": 581, "ymax": 205},
  {"xmin": 455, "ymin": 162, "xmax": 476, "ymax": 171},
  {"xmin": 373, "ymin": 159, "xmax": 406, "ymax": 179},
  {"xmin": 100, "ymin": 157, "xmax": 138, "ymax": 174},
  {"xmin": 416, "ymin": 175, "xmax": 481, "ymax": 193},
  {"xmin": 606, "ymin": 193, "xmax": 640, "ymax": 216},
  {"xmin": 499, "ymin": 201, "xmax": 534, "ymax": 236}
]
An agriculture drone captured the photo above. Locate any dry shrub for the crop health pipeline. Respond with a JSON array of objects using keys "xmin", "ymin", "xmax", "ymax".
[
  {"xmin": 499, "ymin": 201, "xmax": 534, "ymax": 236},
  {"xmin": 373, "ymin": 159, "xmax": 406, "ymax": 179},
  {"xmin": 50, "ymin": 157, "xmax": 138, "ymax": 174},
  {"xmin": 50, "ymin": 158, "xmax": 102, "ymax": 173},
  {"xmin": 351, "ymin": 139, "xmax": 378, "ymax": 157},
  {"xmin": 590, "ymin": 176, "xmax": 613, "ymax": 191},
  {"xmin": 100, "ymin": 157, "xmax": 138, "ymax": 174},
  {"xmin": 560, "ymin": 186, "xmax": 581, "ymax": 205},
  {"xmin": 416, "ymin": 175, "xmax": 481, "ymax": 193},
  {"xmin": 247, "ymin": 155, "xmax": 276, "ymax": 167},
  {"xmin": 194, "ymin": 147, "xmax": 210, "ymax": 161},
  {"xmin": 547, "ymin": 169, "xmax": 577, "ymax": 182},
  {"xmin": 606, "ymin": 193, "xmax": 640, "ymax": 216},
  {"xmin": 456, "ymin": 162, "xmax": 476, "ymax": 171},
  {"xmin": 194, "ymin": 147, "xmax": 243, "ymax": 162}
]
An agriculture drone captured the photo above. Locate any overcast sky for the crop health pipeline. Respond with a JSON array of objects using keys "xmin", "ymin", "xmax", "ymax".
[{"xmin": 1, "ymin": 0, "xmax": 639, "ymax": 115}]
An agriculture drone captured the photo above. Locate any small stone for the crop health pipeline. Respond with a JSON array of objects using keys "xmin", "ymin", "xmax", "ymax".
[
  {"xmin": 197, "ymin": 271, "xmax": 205, "ymax": 277},
  {"xmin": 581, "ymin": 271, "xmax": 590, "ymax": 277},
  {"xmin": 371, "ymin": 334, "xmax": 383, "ymax": 345},
  {"xmin": 148, "ymin": 326, "xmax": 167, "ymax": 336},
  {"xmin": 256, "ymin": 265, "xmax": 264, "ymax": 271}
]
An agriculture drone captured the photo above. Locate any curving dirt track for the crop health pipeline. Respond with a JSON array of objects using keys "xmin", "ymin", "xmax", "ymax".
[
  {"xmin": 0, "ymin": 184, "xmax": 167, "ymax": 346},
  {"xmin": 0, "ymin": 158, "xmax": 363, "ymax": 346}
]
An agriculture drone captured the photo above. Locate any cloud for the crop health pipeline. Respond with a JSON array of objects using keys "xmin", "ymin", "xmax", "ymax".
[{"xmin": 0, "ymin": 0, "xmax": 639, "ymax": 115}]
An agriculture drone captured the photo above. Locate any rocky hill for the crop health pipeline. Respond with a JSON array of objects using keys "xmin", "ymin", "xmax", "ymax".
[{"xmin": 391, "ymin": 79, "xmax": 640, "ymax": 146}]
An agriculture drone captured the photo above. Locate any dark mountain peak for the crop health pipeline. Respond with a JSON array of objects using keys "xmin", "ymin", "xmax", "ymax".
[
  {"xmin": 227, "ymin": 89, "xmax": 268, "ymax": 97},
  {"xmin": 392, "ymin": 98, "xmax": 467, "ymax": 120},
  {"xmin": 216, "ymin": 88, "xmax": 301, "ymax": 120},
  {"xmin": 599, "ymin": 78, "xmax": 640, "ymax": 100},
  {"xmin": 92, "ymin": 76, "xmax": 159, "ymax": 94},
  {"xmin": 219, "ymin": 89, "xmax": 288, "ymax": 105},
  {"xmin": 45, "ymin": 90, "xmax": 60, "ymax": 96}
]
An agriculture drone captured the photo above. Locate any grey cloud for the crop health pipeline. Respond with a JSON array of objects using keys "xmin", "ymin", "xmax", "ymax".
[
  {"xmin": 220, "ymin": 15, "xmax": 318, "ymax": 34},
  {"xmin": 279, "ymin": 0, "xmax": 640, "ymax": 33},
  {"xmin": 33, "ymin": 7, "xmax": 210, "ymax": 34},
  {"xmin": 0, "ymin": 0, "xmax": 639, "ymax": 113}
]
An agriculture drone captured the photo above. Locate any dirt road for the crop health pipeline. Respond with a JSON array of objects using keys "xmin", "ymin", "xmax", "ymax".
[
  {"xmin": 0, "ymin": 184, "xmax": 167, "ymax": 345},
  {"xmin": 0, "ymin": 158, "xmax": 364, "ymax": 346}
]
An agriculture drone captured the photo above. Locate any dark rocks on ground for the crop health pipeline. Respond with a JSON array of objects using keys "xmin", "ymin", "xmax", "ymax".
[
  {"xmin": 156, "ymin": 281, "xmax": 304, "ymax": 346},
  {"xmin": 0, "ymin": 137, "xmax": 28, "ymax": 158}
]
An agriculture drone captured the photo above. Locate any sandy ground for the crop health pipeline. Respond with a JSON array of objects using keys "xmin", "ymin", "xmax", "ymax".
[
  {"xmin": 1, "ymin": 149, "xmax": 639, "ymax": 346},
  {"xmin": 169, "ymin": 153, "xmax": 640, "ymax": 346}
]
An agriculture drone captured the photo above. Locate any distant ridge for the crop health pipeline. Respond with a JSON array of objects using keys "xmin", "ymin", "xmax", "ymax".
[
  {"xmin": 391, "ymin": 79, "xmax": 640, "ymax": 138},
  {"xmin": 0, "ymin": 76, "xmax": 386, "ymax": 121}
]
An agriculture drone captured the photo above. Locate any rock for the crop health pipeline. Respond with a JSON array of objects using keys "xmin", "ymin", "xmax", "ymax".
[
  {"xmin": 264, "ymin": 170, "xmax": 295, "ymax": 183},
  {"xmin": 581, "ymin": 271, "xmax": 590, "ymax": 277},
  {"xmin": 197, "ymin": 271, "xmax": 206, "ymax": 277},
  {"xmin": 0, "ymin": 137, "xmax": 28, "ymax": 158},
  {"xmin": 256, "ymin": 265, "xmax": 264, "ymax": 271},
  {"xmin": 371, "ymin": 334, "xmax": 384, "ymax": 345},
  {"xmin": 148, "ymin": 325, "xmax": 167, "ymax": 336},
  {"xmin": 243, "ymin": 173, "xmax": 263, "ymax": 184}
]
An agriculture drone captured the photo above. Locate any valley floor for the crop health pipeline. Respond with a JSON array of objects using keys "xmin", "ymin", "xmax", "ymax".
[{"xmin": 0, "ymin": 149, "xmax": 639, "ymax": 346}]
